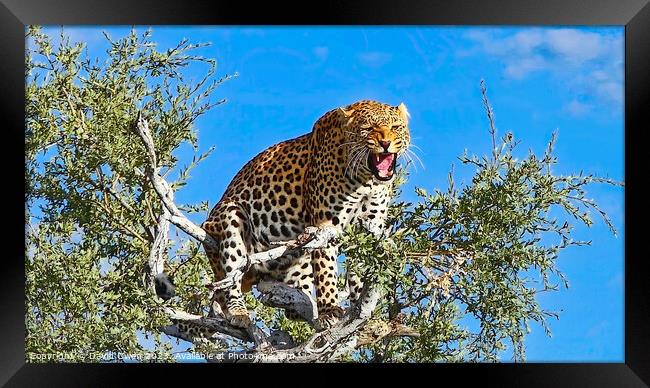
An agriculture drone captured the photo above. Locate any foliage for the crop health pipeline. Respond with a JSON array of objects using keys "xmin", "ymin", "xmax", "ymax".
[
  {"xmin": 25, "ymin": 28, "xmax": 622, "ymax": 363},
  {"xmin": 25, "ymin": 26, "xmax": 231, "ymax": 362}
]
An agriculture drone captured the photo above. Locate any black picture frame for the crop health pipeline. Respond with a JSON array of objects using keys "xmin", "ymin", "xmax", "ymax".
[{"xmin": 3, "ymin": 0, "xmax": 648, "ymax": 386}]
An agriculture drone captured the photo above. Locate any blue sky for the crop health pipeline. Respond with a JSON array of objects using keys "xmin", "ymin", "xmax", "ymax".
[{"xmin": 39, "ymin": 26, "xmax": 625, "ymax": 362}]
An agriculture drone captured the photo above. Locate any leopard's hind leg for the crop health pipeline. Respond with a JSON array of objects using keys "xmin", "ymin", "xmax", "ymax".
[
  {"xmin": 202, "ymin": 200, "xmax": 258, "ymax": 328},
  {"xmin": 312, "ymin": 246, "xmax": 345, "ymax": 330}
]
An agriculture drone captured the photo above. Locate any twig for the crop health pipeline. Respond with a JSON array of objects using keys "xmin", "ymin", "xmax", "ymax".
[
  {"xmin": 91, "ymin": 197, "xmax": 148, "ymax": 243},
  {"xmin": 480, "ymin": 79, "xmax": 498, "ymax": 162}
]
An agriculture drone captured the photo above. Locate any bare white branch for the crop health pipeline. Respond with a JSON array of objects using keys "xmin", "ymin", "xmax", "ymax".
[
  {"xmin": 148, "ymin": 209, "xmax": 169, "ymax": 279},
  {"xmin": 135, "ymin": 113, "xmax": 217, "ymax": 250}
]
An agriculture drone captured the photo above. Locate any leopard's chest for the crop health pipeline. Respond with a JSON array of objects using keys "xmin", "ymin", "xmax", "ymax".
[{"xmin": 327, "ymin": 180, "xmax": 390, "ymax": 229}]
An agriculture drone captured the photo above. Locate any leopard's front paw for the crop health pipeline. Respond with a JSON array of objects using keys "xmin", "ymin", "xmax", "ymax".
[{"xmin": 315, "ymin": 305, "xmax": 345, "ymax": 331}]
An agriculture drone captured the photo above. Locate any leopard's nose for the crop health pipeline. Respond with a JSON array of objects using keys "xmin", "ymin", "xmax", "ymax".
[{"xmin": 379, "ymin": 140, "xmax": 391, "ymax": 152}]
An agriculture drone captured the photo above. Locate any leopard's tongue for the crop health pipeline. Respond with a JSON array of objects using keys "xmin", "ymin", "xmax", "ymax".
[{"xmin": 373, "ymin": 153, "xmax": 395, "ymax": 177}]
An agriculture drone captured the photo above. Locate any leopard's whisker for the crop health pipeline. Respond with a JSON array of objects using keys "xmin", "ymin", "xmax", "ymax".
[
  {"xmin": 359, "ymin": 148, "xmax": 370, "ymax": 177},
  {"xmin": 353, "ymin": 148, "xmax": 369, "ymax": 178},
  {"xmin": 406, "ymin": 148, "xmax": 425, "ymax": 170},
  {"xmin": 401, "ymin": 151, "xmax": 414, "ymax": 171},
  {"xmin": 349, "ymin": 147, "xmax": 365, "ymax": 178},
  {"xmin": 347, "ymin": 147, "xmax": 363, "ymax": 178},
  {"xmin": 409, "ymin": 143, "xmax": 425, "ymax": 154},
  {"xmin": 337, "ymin": 140, "xmax": 360, "ymax": 149},
  {"xmin": 406, "ymin": 152, "xmax": 418, "ymax": 172},
  {"xmin": 345, "ymin": 145, "xmax": 364, "ymax": 178}
]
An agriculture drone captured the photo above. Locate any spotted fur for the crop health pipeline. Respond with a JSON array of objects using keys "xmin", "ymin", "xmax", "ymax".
[{"xmin": 202, "ymin": 100, "xmax": 411, "ymax": 330}]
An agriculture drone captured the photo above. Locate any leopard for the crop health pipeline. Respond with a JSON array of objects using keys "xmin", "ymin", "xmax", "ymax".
[{"xmin": 201, "ymin": 100, "xmax": 411, "ymax": 330}]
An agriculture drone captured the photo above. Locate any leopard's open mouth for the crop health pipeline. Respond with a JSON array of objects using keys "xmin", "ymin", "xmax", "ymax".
[{"xmin": 367, "ymin": 152, "xmax": 397, "ymax": 181}]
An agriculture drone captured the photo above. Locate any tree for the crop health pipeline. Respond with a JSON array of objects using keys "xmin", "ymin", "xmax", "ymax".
[{"xmin": 25, "ymin": 28, "xmax": 623, "ymax": 363}]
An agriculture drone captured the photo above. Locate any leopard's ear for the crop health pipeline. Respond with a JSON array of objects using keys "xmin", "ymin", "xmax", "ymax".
[
  {"xmin": 337, "ymin": 107, "xmax": 355, "ymax": 118},
  {"xmin": 337, "ymin": 107, "xmax": 355, "ymax": 126},
  {"xmin": 397, "ymin": 102, "xmax": 410, "ymax": 123}
]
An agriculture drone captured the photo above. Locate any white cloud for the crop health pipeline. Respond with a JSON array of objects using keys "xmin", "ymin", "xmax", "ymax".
[
  {"xmin": 597, "ymin": 80, "xmax": 623, "ymax": 103},
  {"xmin": 464, "ymin": 28, "xmax": 623, "ymax": 112},
  {"xmin": 357, "ymin": 51, "xmax": 392, "ymax": 68},
  {"xmin": 572, "ymin": 68, "xmax": 623, "ymax": 106},
  {"xmin": 468, "ymin": 29, "xmax": 621, "ymax": 78},
  {"xmin": 312, "ymin": 46, "xmax": 329, "ymax": 61},
  {"xmin": 504, "ymin": 55, "xmax": 547, "ymax": 79},
  {"xmin": 564, "ymin": 99, "xmax": 592, "ymax": 117},
  {"xmin": 545, "ymin": 29, "xmax": 608, "ymax": 64},
  {"xmin": 512, "ymin": 30, "xmax": 544, "ymax": 53}
]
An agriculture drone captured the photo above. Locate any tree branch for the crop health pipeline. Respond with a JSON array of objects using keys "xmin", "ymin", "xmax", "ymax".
[{"xmin": 257, "ymin": 280, "xmax": 318, "ymax": 325}]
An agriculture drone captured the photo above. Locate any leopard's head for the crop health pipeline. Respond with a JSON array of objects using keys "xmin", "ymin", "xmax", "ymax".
[{"xmin": 338, "ymin": 100, "xmax": 411, "ymax": 182}]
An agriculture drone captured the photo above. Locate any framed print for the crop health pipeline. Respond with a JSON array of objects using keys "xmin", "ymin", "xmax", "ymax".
[{"xmin": 4, "ymin": 0, "xmax": 648, "ymax": 386}]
